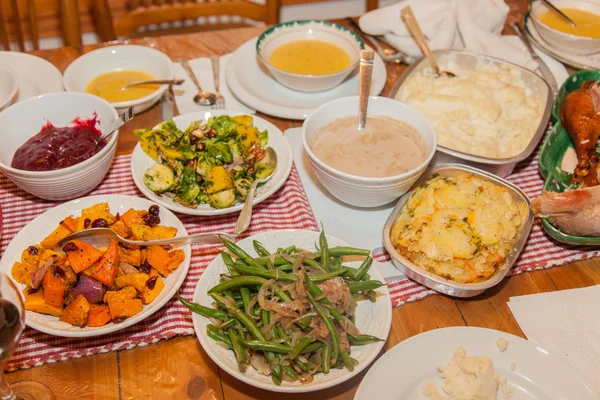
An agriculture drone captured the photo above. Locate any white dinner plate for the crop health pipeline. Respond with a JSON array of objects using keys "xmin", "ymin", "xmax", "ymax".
[
  {"xmin": 226, "ymin": 38, "xmax": 387, "ymax": 120},
  {"xmin": 0, "ymin": 195, "xmax": 191, "ymax": 338},
  {"xmin": 524, "ymin": 13, "xmax": 600, "ymax": 70},
  {"xmin": 192, "ymin": 229, "xmax": 392, "ymax": 393},
  {"xmin": 131, "ymin": 110, "xmax": 293, "ymax": 216},
  {"xmin": 0, "ymin": 52, "xmax": 63, "ymax": 102},
  {"xmin": 355, "ymin": 327, "xmax": 600, "ymax": 400}
]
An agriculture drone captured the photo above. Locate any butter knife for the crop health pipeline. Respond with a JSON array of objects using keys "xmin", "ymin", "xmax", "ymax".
[
  {"xmin": 160, "ymin": 85, "xmax": 178, "ymax": 121},
  {"xmin": 509, "ymin": 21, "xmax": 558, "ymax": 94}
]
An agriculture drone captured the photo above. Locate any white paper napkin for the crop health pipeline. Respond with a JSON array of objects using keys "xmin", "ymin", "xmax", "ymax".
[
  {"xmin": 508, "ymin": 285, "xmax": 600, "ymax": 393},
  {"xmin": 359, "ymin": 0, "xmax": 539, "ymax": 70},
  {"xmin": 284, "ymin": 127, "xmax": 403, "ymax": 282},
  {"xmin": 173, "ymin": 54, "xmax": 255, "ymax": 115}
]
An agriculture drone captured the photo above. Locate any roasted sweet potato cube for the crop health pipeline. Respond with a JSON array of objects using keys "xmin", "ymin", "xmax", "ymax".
[
  {"xmin": 61, "ymin": 215, "xmax": 77, "ymax": 232},
  {"xmin": 118, "ymin": 247, "xmax": 142, "ymax": 266},
  {"xmin": 86, "ymin": 304, "xmax": 112, "ymax": 327},
  {"xmin": 151, "ymin": 226, "xmax": 177, "ymax": 239},
  {"xmin": 24, "ymin": 289, "xmax": 63, "ymax": 317},
  {"xmin": 140, "ymin": 276, "xmax": 165, "ymax": 305},
  {"xmin": 65, "ymin": 240, "xmax": 103, "ymax": 273},
  {"xmin": 20, "ymin": 246, "xmax": 41, "ymax": 268},
  {"xmin": 103, "ymin": 286, "xmax": 138, "ymax": 304},
  {"xmin": 60, "ymin": 294, "xmax": 91, "ymax": 327},
  {"xmin": 108, "ymin": 298, "xmax": 143, "ymax": 320},
  {"xmin": 88, "ymin": 238, "xmax": 119, "ymax": 286},
  {"xmin": 165, "ymin": 250, "xmax": 185, "ymax": 275},
  {"xmin": 40, "ymin": 224, "xmax": 72, "ymax": 249},
  {"xmin": 81, "ymin": 203, "xmax": 116, "ymax": 225},
  {"xmin": 115, "ymin": 273, "xmax": 150, "ymax": 292},
  {"xmin": 39, "ymin": 249, "xmax": 66, "ymax": 267},
  {"xmin": 120, "ymin": 209, "xmax": 145, "ymax": 228},
  {"xmin": 130, "ymin": 224, "xmax": 154, "ymax": 241},
  {"xmin": 109, "ymin": 220, "xmax": 131, "ymax": 239},
  {"xmin": 11, "ymin": 261, "xmax": 36, "ymax": 285},
  {"xmin": 42, "ymin": 267, "xmax": 67, "ymax": 308},
  {"xmin": 146, "ymin": 245, "xmax": 170, "ymax": 276}
]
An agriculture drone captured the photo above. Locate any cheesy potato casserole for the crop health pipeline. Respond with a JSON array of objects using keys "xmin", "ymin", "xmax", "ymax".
[
  {"xmin": 396, "ymin": 64, "xmax": 544, "ymax": 159},
  {"xmin": 390, "ymin": 173, "xmax": 528, "ymax": 283}
]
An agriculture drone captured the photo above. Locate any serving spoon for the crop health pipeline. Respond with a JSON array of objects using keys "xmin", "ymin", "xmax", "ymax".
[
  {"xmin": 120, "ymin": 78, "xmax": 185, "ymax": 91},
  {"xmin": 54, "ymin": 228, "xmax": 236, "ymax": 253},
  {"xmin": 234, "ymin": 147, "xmax": 278, "ymax": 235},
  {"xmin": 95, "ymin": 107, "xmax": 135, "ymax": 147},
  {"xmin": 357, "ymin": 49, "xmax": 375, "ymax": 131},
  {"xmin": 179, "ymin": 58, "xmax": 217, "ymax": 106},
  {"xmin": 540, "ymin": 0, "xmax": 577, "ymax": 27},
  {"xmin": 401, "ymin": 6, "xmax": 456, "ymax": 78}
]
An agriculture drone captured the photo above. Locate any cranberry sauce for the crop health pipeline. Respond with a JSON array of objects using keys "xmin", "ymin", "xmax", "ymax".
[{"xmin": 11, "ymin": 115, "xmax": 106, "ymax": 172}]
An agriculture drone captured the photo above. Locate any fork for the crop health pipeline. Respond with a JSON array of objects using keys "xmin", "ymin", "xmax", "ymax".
[
  {"xmin": 211, "ymin": 56, "xmax": 225, "ymax": 109},
  {"xmin": 96, "ymin": 107, "xmax": 135, "ymax": 146}
]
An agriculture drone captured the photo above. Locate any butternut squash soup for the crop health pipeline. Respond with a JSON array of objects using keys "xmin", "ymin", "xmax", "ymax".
[
  {"xmin": 85, "ymin": 70, "xmax": 160, "ymax": 103},
  {"xmin": 269, "ymin": 40, "xmax": 351, "ymax": 75},
  {"xmin": 539, "ymin": 8, "xmax": 600, "ymax": 37}
]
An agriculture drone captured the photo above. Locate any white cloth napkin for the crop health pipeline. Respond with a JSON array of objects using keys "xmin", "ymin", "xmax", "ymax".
[
  {"xmin": 508, "ymin": 285, "xmax": 600, "ymax": 393},
  {"xmin": 173, "ymin": 54, "xmax": 255, "ymax": 115},
  {"xmin": 359, "ymin": 0, "xmax": 539, "ymax": 70}
]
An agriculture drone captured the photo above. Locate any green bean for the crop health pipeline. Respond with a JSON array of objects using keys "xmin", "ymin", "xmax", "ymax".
[
  {"xmin": 302, "ymin": 257, "xmax": 327, "ymax": 272},
  {"xmin": 307, "ymin": 292, "xmax": 340, "ymax": 364},
  {"xmin": 271, "ymin": 374, "xmax": 282, "ymax": 386},
  {"xmin": 228, "ymin": 329, "xmax": 247, "ymax": 365},
  {"xmin": 309, "ymin": 269, "xmax": 348, "ymax": 282},
  {"xmin": 271, "ymin": 327, "xmax": 298, "ymax": 381},
  {"xmin": 295, "ymin": 358, "xmax": 317, "ymax": 372},
  {"xmin": 340, "ymin": 348, "xmax": 354, "ymax": 372},
  {"xmin": 289, "ymin": 337, "xmax": 313, "ymax": 359},
  {"xmin": 276, "ymin": 247, "xmax": 285, "ymax": 254},
  {"xmin": 304, "ymin": 278, "xmax": 332, "ymax": 307},
  {"xmin": 261, "ymin": 310, "xmax": 271, "ymax": 337},
  {"xmin": 348, "ymin": 280, "xmax": 385, "ymax": 293},
  {"xmin": 275, "ymin": 264, "xmax": 293, "ymax": 272},
  {"xmin": 208, "ymin": 276, "xmax": 267, "ymax": 293},
  {"xmin": 283, "ymin": 245, "xmax": 296, "ymax": 255},
  {"xmin": 240, "ymin": 287, "xmax": 252, "ymax": 315},
  {"xmin": 275, "ymin": 325, "xmax": 288, "ymax": 344},
  {"xmin": 275, "ymin": 288, "xmax": 292, "ymax": 302},
  {"xmin": 221, "ymin": 251, "xmax": 240, "ymax": 277},
  {"xmin": 348, "ymin": 334, "xmax": 384, "ymax": 345},
  {"xmin": 342, "ymin": 267, "xmax": 371, "ymax": 281},
  {"xmin": 283, "ymin": 363, "xmax": 298, "ymax": 381},
  {"xmin": 232, "ymin": 263, "xmax": 297, "ymax": 282},
  {"xmin": 255, "ymin": 255, "xmax": 290, "ymax": 266},
  {"xmin": 265, "ymin": 257, "xmax": 274, "ymax": 270},
  {"xmin": 217, "ymin": 318, "xmax": 236, "ymax": 330},
  {"xmin": 221, "ymin": 239, "xmax": 265, "ymax": 270},
  {"xmin": 242, "ymin": 340, "xmax": 293, "ymax": 354},
  {"xmin": 179, "ymin": 295, "xmax": 229, "ymax": 319},
  {"xmin": 301, "ymin": 341, "xmax": 322, "ymax": 354},
  {"xmin": 332, "ymin": 256, "xmax": 342, "ymax": 270},
  {"xmin": 313, "ymin": 246, "xmax": 370, "ymax": 258},
  {"xmin": 206, "ymin": 324, "xmax": 232, "ymax": 348},
  {"xmin": 326, "ymin": 306, "xmax": 345, "ymax": 327},
  {"xmin": 355, "ymin": 256, "xmax": 373, "ymax": 281},
  {"xmin": 253, "ymin": 240, "xmax": 270, "ymax": 257},
  {"xmin": 319, "ymin": 229, "xmax": 330, "ymax": 272},
  {"xmin": 321, "ymin": 341, "xmax": 331, "ymax": 374},
  {"xmin": 296, "ymin": 316, "xmax": 312, "ymax": 330},
  {"xmin": 225, "ymin": 289, "xmax": 235, "ymax": 301},
  {"xmin": 351, "ymin": 357, "xmax": 359, "ymax": 366}
]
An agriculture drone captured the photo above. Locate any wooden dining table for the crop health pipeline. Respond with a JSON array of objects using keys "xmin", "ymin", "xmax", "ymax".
[{"xmin": 5, "ymin": 2, "xmax": 600, "ymax": 399}]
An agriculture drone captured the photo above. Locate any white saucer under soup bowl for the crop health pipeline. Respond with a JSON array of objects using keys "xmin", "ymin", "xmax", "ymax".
[
  {"xmin": 0, "ymin": 65, "xmax": 18, "ymax": 111},
  {"xmin": 63, "ymin": 45, "xmax": 174, "ymax": 114},
  {"xmin": 256, "ymin": 20, "xmax": 364, "ymax": 92},
  {"xmin": 302, "ymin": 96, "xmax": 437, "ymax": 208}
]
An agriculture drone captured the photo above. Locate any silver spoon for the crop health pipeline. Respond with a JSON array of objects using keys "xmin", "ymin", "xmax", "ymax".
[
  {"xmin": 401, "ymin": 6, "xmax": 456, "ymax": 78},
  {"xmin": 96, "ymin": 107, "xmax": 135, "ymax": 146},
  {"xmin": 54, "ymin": 228, "xmax": 236, "ymax": 253},
  {"xmin": 357, "ymin": 50, "xmax": 375, "ymax": 131},
  {"xmin": 121, "ymin": 79, "xmax": 185, "ymax": 91},
  {"xmin": 179, "ymin": 58, "xmax": 217, "ymax": 106},
  {"xmin": 234, "ymin": 148, "xmax": 278, "ymax": 235},
  {"xmin": 540, "ymin": 0, "xmax": 577, "ymax": 27}
]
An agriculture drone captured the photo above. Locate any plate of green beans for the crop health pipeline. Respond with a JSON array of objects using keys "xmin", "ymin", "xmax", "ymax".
[{"xmin": 183, "ymin": 229, "xmax": 392, "ymax": 392}]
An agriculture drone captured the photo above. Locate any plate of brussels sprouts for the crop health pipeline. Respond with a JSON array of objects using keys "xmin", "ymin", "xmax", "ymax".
[{"xmin": 131, "ymin": 111, "xmax": 293, "ymax": 216}]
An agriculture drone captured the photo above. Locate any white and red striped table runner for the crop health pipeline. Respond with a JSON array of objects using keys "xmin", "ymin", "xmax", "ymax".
[{"xmin": 1, "ymin": 152, "xmax": 597, "ymax": 370}]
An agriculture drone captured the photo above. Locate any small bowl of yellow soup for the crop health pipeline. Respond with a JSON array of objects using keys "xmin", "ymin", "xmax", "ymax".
[
  {"xmin": 63, "ymin": 45, "xmax": 174, "ymax": 114},
  {"xmin": 530, "ymin": 0, "xmax": 600, "ymax": 55},
  {"xmin": 256, "ymin": 20, "xmax": 364, "ymax": 92}
]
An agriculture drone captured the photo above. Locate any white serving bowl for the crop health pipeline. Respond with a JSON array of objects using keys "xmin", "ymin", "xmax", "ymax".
[
  {"xmin": 530, "ymin": 0, "xmax": 600, "ymax": 55},
  {"xmin": 63, "ymin": 45, "xmax": 174, "ymax": 114},
  {"xmin": 0, "ymin": 65, "xmax": 18, "ymax": 111},
  {"xmin": 0, "ymin": 92, "xmax": 119, "ymax": 200},
  {"xmin": 256, "ymin": 20, "xmax": 364, "ymax": 92},
  {"xmin": 302, "ymin": 96, "xmax": 437, "ymax": 208}
]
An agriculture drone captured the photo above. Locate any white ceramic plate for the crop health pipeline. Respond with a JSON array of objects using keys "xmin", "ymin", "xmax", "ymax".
[
  {"xmin": 226, "ymin": 38, "xmax": 387, "ymax": 120},
  {"xmin": 0, "ymin": 195, "xmax": 191, "ymax": 338},
  {"xmin": 0, "ymin": 65, "xmax": 18, "ymax": 111},
  {"xmin": 192, "ymin": 229, "xmax": 392, "ymax": 393},
  {"xmin": 525, "ymin": 13, "xmax": 600, "ymax": 70},
  {"xmin": 355, "ymin": 327, "xmax": 600, "ymax": 400},
  {"xmin": 131, "ymin": 110, "xmax": 293, "ymax": 216},
  {"xmin": 0, "ymin": 52, "xmax": 63, "ymax": 102}
]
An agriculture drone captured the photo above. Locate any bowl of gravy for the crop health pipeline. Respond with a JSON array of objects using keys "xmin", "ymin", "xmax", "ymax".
[
  {"xmin": 256, "ymin": 20, "xmax": 364, "ymax": 92},
  {"xmin": 302, "ymin": 96, "xmax": 437, "ymax": 207}
]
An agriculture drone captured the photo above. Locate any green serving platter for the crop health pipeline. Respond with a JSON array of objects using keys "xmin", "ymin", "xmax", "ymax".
[{"xmin": 538, "ymin": 69, "xmax": 600, "ymax": 245}]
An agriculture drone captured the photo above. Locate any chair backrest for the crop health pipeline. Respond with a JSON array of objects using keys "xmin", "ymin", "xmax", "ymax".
[
  {"xmin": 366, "ymin": 0, "xmax": 378, "ymax": 11},
  {"xmin": 0, "ymin": 0, "xmax": 82, "ymax": 51},
  {"xmin": 94, "ymin": 0, "xmax": 281, "ymax": 40}
]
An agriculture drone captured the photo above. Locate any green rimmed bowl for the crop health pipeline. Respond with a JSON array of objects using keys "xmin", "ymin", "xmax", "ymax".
[
  {"xmin": 256, "ymin": 20, "xmax": 364, "ymax": 92},
  {"xmin": 538, "ymin": 69, "xmax": 600, "ymax": 245}
]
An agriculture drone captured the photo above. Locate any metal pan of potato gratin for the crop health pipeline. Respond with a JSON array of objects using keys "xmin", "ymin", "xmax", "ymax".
[{"xmin": 382, "ymin": 164, "xmax": 534, "ymax": 297}]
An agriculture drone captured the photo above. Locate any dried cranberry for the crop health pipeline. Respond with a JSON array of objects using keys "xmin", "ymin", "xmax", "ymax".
[
  {"xmin": 148, "ymin": 205, "xmax": 160, "ymax": 216},
  {"xmin": 53, "ymin": 266, "xmax": 66, "ymax": 278},
  {"xmin": 139, "ymin": 260, "xmax": 151, "ymax": 274},
  {"xmin": 27, "ymin": 246, "xmax": 39, "ymax": 256},
  {"xmin": 143, "ymin": 214, "xmax": 160, "ymax": 227},
  {"xmin": 196, "ymin": 175, "xmax": 204, "ymax": 184},
  {"xmin": 62, "ymin": 242, "xmax": 79, "ymax": 253},
  {"xmin": 247, "ymin": 166, "xmax": 255, "ymax": 174},
  {"xmin": 91, "ymin": 218, "xmax": 108, "ymax": 228},
  {"xmin": 115, "ymin": 212, "xmax": 120, "ymax": 220},
  {"xmin": 189, "ymin": 135, "xmax": 198, "ymax": 145},
  {"xmin": 207, "ymin": 129, "xmax": 217, "ymax": 138},
  {"xmin": 83, "ymin": 218, "xmax": 91, "ymax": 229},
  {"xmin": 146, "ymin": 276, "xmax": 158, "ymax": 290}
]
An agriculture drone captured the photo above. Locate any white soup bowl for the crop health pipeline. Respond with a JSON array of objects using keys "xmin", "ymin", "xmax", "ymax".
[{"xmin": 0, "ymin": 65, "xmax": 18, "ymax": 111}]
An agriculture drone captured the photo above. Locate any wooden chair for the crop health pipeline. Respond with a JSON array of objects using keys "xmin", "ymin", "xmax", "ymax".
[
  {"xmin": 92, "ymin": 0, "xmax": 281, "ymax": 42},
  {"xmin": 366, "ymin": 0, "xmax": 378, "ymax": 11},
  {"xmin": 0, "ymin": 0, "xmax": 82, "ymax": 51}
]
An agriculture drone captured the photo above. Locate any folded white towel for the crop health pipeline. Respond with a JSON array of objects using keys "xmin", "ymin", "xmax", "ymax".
[{"xmin": 359, "ymin": 0, "xmax": 538, "ymax": 70}]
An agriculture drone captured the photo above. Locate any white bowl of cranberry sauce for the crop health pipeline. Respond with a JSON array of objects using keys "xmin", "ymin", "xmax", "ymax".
[{"xmin": 0, "ymin": 92, "xmax": 119, "ymax": 200}]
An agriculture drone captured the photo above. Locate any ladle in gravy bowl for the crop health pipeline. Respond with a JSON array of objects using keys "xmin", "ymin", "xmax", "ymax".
[{"xmin": 301, "ymin": 96, "xmax": 437, "ymax": 208}]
